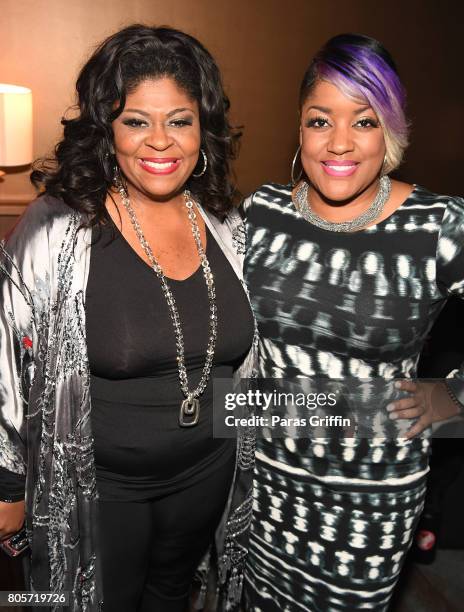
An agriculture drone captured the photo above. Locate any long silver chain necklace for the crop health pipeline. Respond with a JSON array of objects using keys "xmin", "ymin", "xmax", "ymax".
[
  {"xmin": 293, "ymin": 175, "xmax": 391, "ymax": 232},
  {"xmin": 118, "ymin": 186, "xmax": 217, "ymax": 427}
]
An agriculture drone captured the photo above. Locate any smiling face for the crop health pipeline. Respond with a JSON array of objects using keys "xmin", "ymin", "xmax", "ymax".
[
  {"xmin": 300, "ymin": 80, "xmax": 386, "ymax": 204},
  {"xmin": 112, "ymin": 77, "xmax": 201, "ymax": 204}
]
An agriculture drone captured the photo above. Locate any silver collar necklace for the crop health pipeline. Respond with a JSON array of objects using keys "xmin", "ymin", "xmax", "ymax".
[
  {"xmin": 293, "ymin": 175, "xmax": 392, "ymax": 233},
  {"xmin": 118, "ymin": 186, "xmax": 217, "ymax": 427}
]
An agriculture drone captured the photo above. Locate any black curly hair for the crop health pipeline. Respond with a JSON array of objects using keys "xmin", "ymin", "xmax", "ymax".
[{"xmin": 31, "ymin": 24, "xmax": 241, "ymax": 222}]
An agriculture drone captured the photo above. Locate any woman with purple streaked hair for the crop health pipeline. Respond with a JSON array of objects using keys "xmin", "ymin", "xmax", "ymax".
[{"xmin": 243, "ymin": 34, "xmax": 464, "ymax": 610}]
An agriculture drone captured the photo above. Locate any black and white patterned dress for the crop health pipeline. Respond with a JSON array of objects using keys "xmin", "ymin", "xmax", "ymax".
[{"xmin": 243, "ymin": 183, "xmax": 464, "ymax": 611}]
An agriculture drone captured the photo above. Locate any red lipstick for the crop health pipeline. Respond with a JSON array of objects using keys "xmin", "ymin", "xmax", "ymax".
[{"xmin": 138, "ymin": 157, "xmax": 181, "ymax": 175}]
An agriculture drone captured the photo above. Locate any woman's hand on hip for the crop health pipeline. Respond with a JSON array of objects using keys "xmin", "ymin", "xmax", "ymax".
[
  {"xmin": 0, "ymin": 500, "xmax": 25, "ymax": 540},
  {"xmin": 387, "ymin": 380, "xmax": 461, "ymax": 439}
]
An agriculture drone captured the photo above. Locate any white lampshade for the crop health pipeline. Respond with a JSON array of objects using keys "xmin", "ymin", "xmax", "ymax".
[{"xmin": 0, "ymin": 84, "xmax": 33, "ymax": 167}]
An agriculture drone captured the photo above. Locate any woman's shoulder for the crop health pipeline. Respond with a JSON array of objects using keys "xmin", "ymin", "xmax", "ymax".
[
  {"xmin": 404, "ymin": 184, "xmax": 464, "ymax": 215},
  {"xmin": 249, "ymin": 182, "xmax": 293, "ymax": 203},
  {"xmin": 243, "ymin": 182, "xmax": 293, "ymax": 214},
  {"xmin": 405, "ymin": 186, "xmax": 464, "ymax": 260},
  {"xmin": 6, "ymin": 194, "xmax": 80, "ymax": 241},
  {"xmin": 2, "ymin": 193, "xmax": 85, "ymax": 265},
  {"xmin": 23, "ymin": 193, "xmax": 78, "ymax": 224}
]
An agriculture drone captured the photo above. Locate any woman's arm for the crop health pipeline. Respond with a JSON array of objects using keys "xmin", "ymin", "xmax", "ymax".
[
  {"xmin": 394, "ymin": 196, "xmax": 464, "ymax": 437},
  {"xmin": 0, "ymin": 466, "xmax": 26, "ymax": 541},
  {"xmin": 0, "ymin": 466, "xmax": 25, "ymax": 503},
  {"xmin": 0, "ymin": 220, "xmax": 38, "ymax": 536},
  {"xmin": 0, "ymin": 501, "xmax": 25, "ymax": 540},
  {"xmin": 436, "ymin": 196, "xmax": 464, "ymax": 396}
]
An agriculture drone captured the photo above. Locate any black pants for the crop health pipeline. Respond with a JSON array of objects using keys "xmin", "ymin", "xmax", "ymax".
[{"xmin": 97, "ymin": 460, "xmax": 234, "ymax": 612}]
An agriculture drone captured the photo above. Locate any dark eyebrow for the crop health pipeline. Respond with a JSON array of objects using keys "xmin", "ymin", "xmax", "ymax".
[
  {"xmin": 121, "ymin": 107, "xmax": 195, "ymax": 118},
  {"xmin": 122, "ymin": 108, "xmax": 150, "ymax": 117},
  {"xmin": 306, "ymin": 104, "xmax": 372, "ymax": 115},
  {"xmin": 166, "ymin": 107, "xmax": 195, "ymax": 117},
  {"xmin": 307, "ymin": 105, "xmax": 331, "ymax": 113}
]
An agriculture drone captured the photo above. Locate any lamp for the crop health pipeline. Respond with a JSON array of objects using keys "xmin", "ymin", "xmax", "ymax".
[{"xmin": 0, "ymin": 84, "xmax": 33, "ymax": 177}]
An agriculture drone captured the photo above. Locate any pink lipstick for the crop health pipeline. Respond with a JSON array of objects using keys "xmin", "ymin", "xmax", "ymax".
[
  {"xmin": 321, "ymin": 160, "xmax": 359, "ymax": 177},
  {"xmin": 138, "ymin": 157, "xmax": 180, "ymax": 175}
]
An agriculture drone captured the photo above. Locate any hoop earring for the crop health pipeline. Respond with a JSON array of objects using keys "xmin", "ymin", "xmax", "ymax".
[
  {"xmin": 291, "ymin": 145, "xmax": 303, "ymax": 185},
  {"xmin": 192, "ymin": 149, "xmax": 208, "ymax": 178},
  {"xmin": 381, "ymin": 153, "xmax": 388, "ymax": 177}
]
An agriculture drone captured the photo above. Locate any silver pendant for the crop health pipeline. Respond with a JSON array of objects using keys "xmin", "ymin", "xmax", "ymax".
[
  {"xmin": 119, "ymin": 187, "xmax": 218, "ymax": 429},
  {"xmin": 179, "ymin": 397, "xmax": 200, "ymax": 427}
]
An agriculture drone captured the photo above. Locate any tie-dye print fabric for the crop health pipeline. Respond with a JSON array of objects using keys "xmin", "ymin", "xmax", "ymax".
[{"xmin": 243, "ymin": 183, "xmax": 464, "ymax": 611}]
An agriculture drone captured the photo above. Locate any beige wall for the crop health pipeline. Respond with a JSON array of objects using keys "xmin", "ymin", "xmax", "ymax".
[{"xmin": 0, "ymin": 0, "xmax": 463, "ymax": 209}]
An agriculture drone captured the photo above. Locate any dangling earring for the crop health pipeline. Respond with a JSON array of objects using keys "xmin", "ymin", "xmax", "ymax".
[
  {"xmin": 291, "ymin": 145, "xmax": 303, "ymax": 185},
  {"xmin": 112, "ymin": 164, "xmax": 126, "ymax": 194},
  {"xmin": 192, "ymin": 149, "xmax": 208, "ymax": 178}
]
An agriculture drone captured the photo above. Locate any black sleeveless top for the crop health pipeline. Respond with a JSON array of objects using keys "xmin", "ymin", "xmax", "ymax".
[{"xmin": 85, "ymin": 218, "xmax": 254, "ymax": 501}]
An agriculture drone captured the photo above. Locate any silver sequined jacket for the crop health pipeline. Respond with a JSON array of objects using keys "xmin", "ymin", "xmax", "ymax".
[{"xmin": 0, "ymin": 195, "xmax": 256, "ymax": 611}]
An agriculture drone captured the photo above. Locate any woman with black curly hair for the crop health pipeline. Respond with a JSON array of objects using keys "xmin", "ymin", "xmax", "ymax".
[{"xmin": 0, "ymin": 25, "xmax": 255, "ymax": 612}]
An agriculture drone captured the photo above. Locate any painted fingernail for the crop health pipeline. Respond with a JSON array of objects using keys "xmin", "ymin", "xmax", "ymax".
[
  {"xmin": 386, "ymin": 403, "xmax": 396, "ymax": 412},
  {"xmin": 389, "ymin": 412, "xmax": 398, "ymax": 420}
]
